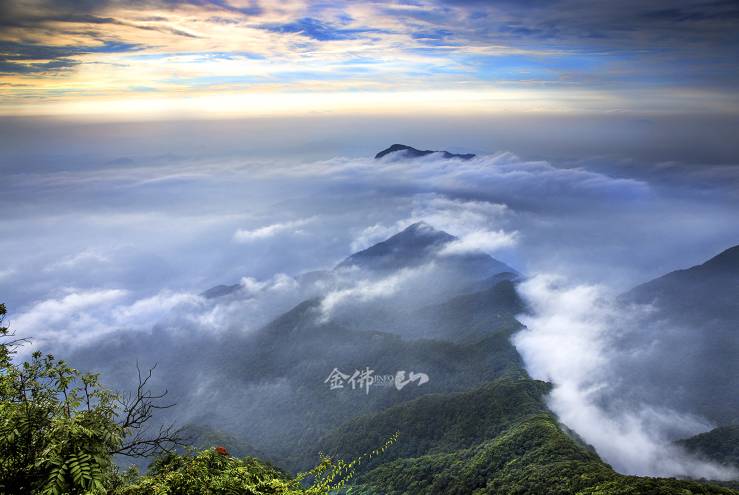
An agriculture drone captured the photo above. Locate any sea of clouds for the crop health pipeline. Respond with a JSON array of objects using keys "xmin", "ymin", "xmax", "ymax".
[{"xmin": 1, "ymin": 124, "xmax": 738, "ymax": 478}]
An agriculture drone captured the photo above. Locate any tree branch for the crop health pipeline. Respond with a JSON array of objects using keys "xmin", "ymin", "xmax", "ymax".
[{"xmin": 112, "ymin": 362, "xmax": 184, "ymax": 457}]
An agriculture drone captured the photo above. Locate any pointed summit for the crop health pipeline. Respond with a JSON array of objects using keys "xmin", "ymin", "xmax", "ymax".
[
  {"xmin": 336, "ymin": 222, "xmax": 515, "ymax": 276},
  {"xmin": 336, "ymin": 222, "xmax": 454, "ymax": 271},
  {"xmin": 392, "ymin": 221, "xmax": 452, "ymax": 242},
  {"xmin": 701, "ymin": 244, "xmax": 739, "ymax": 271},
  {"xmin": 625, "ymin": 243, "xmax": 739, "ymax": 309}
]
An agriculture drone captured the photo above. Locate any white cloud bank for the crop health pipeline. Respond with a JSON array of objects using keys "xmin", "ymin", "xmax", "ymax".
[
  {"xmin": 513, "ymin": 275, "xmax": 737, "ymax": 480},
  {"xmin": 439, "ymin": 229, "xmax": 519, "ymax": 256},
  {"xmin": 11, "ymin": 288, "xmax": 206, "ymax": 352},
  {"xmin": 319, "ymin": 264, "xmax": 435, "ymax": 322},
  {"xmin": 233, "ymin": 218, "xmax": 314, "ymax": 243},
  {"xmin": 240, "ymin": 273, "xmax": 299, "ymax": 296},
  {"xmin": 280, "ymin": 152, "xmax": 650, "ymax": 204},
  {"xmin": 43, "ymin": 249, "xmax": 111, "ymax": 272}
]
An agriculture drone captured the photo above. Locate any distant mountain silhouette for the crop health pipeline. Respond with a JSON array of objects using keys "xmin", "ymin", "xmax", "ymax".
[
  {"xmin": 620, "ymin": 244, "xmax": 739, "ymax": 425},
  {"xmin": 625, "ymin": 244, "xmax": 739, "ymax": 315},
  {"xmin": 375, "ymin": 144, "xmax": 476, "ymax": 160},
  {"xmin": 201, "ymin": 283, "xmax": 240, "ymax": 299},
  {"xmin": 677, "ymin": 425, "xmax": 739, "ymax": 469}
]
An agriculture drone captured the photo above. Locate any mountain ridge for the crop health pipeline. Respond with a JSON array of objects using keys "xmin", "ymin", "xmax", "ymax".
[
  {"xmin": 626, "ymin": 243, "xmax": 739, "ymax": 304},
  {"xmin": 618, "ymin": 242, "xmax": 739, "ymax": 425},
  {"xmin": 375, "ymin": 143, "xmax": 476, "ymax": 160}
]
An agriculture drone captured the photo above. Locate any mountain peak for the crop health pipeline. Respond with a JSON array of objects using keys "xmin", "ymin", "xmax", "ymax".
[
  {"xmin": 701, "ymin": 244, "xmax": 739, "ymax": 271},
  {"xmin": 336, "ymin": 222, "xmax": 515, "ymax": 279},
  {"xmin": 406, "ymin": 220, "xmax": 431, "ymax": 230},
  {"xmin": 624, "ymin": 242, "xmax": 739, "ymax": 312},
  {"xmin": 337, "ymin": 222, "xmax": 454, "ymax": 271},
  {"xmin": 375, "ymin": 144, "xmax": 475, "ymax": 160},
  {"xmin": 397, "ymin": 221, "xmax": 448, "ymax": 239}
]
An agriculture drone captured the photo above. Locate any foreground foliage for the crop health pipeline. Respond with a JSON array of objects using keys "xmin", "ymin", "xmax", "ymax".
[
  {"xmin": 117, "ymin": 433, "xmax": 398, "ymax": 495},
  {"xmin": 0, "ymin": 349, "xmax": 121, "ymax": 494},
  {"xmin": 1, "ymin": 303, "xmax": 391, "ymax": 494},
  {"xmin": 0, "ymin": 304, "xmax": 114, "ymax": 494},
  {"xmin": 115, "ymin": 449, "xmax": 307, "ymax": 495}
]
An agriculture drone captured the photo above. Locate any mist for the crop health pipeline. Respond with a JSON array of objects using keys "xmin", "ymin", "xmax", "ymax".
[{"xmin": 513, "ymin": 276, "xmax": 737, "ymax": 480}]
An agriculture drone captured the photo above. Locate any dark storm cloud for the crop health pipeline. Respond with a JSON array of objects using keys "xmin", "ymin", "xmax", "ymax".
[
  {"xmin": 0, "ymin": 59, "xmax": 79, "ymax": 74},
  {"xmin": 437, "ymin": 1, "xmax": 739, "ymax": 47},
  {"xmin": 0, "ymin": 0, "xmax": 262, "ymax": 20},
  {"xmin": 0, "ymin": 40, "xmax": 142, "ymax": 60},
  {"xmin": 0, "ymin": 40, "xmax": 143, "ymax": 74},
  {"xmin": 451, "ymin": 0, "xmax": 739, "ymax": 51},
  {"xmin": 0, "ymin": 9, "xmax": 199, "ymax": 39},
  {"xmin": 374, "ymin": 0, "xmax": 739, "ymax": 91},
  {"xmin": 0, "ymin": 14, "xmax": 117, "ymax": 28}
]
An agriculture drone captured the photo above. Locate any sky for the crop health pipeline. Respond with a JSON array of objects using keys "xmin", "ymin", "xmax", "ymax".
[{"xmin": 1, "ymin": 0, "xmax": 738, "ymax": 117}]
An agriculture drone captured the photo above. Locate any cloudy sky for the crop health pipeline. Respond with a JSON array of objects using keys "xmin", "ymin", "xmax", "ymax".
[{"xmin": 1, "ymin": 0, "xmax": 738, "ymax": 117}]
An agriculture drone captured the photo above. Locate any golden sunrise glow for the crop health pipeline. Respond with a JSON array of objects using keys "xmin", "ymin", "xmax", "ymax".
[
  {"xmin": 4, "ymin": 89, "xmax": 613, "ymax": 118},
  {"xmin": 1, "ymin": 0, "xmax": 736, "ymax": 117}
]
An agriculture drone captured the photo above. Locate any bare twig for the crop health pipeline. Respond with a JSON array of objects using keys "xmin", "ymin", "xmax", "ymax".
[{"xmin": 112, "ymin": 362, "xmax": 184, "ymax": 457}]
